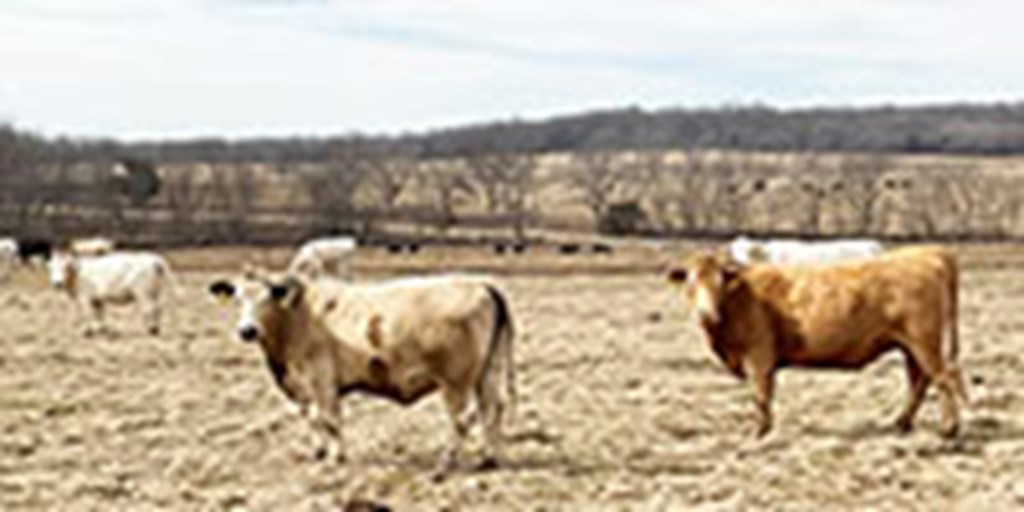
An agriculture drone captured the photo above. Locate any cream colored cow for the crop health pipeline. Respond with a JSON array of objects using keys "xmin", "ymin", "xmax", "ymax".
[{"xmin": 209, "ymin": 270, "xmax": 516, "ymax": 476}]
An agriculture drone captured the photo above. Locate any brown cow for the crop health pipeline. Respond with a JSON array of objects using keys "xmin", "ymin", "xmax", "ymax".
[
  {"xmin": 666, "ymin": 246, "xmax": 967, "ymax": 438},
  {"xmin": 208, "ymin": 269, "xmax": 516, "ymax": 476}
]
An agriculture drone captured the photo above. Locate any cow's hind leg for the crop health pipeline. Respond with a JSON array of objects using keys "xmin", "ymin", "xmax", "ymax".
[
  {"xmin": 475, "ymin": 372, "xmax": 505, "ymax": 469},
  {"xmin": 435, "ymin": 384, "xmax": 474, "ymax": 479},
  {"xmin": 904, "ymin": 339, "xmax": 960, "ymax": 438},
  {"xmin": 895, "ymin": 352, "xmax": 929, "ymax": 433}
]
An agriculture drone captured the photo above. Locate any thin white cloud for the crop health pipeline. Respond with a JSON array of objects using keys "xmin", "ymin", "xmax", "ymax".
[{"xmin": 1, "ymin": 0, "xmax": 1022, "ymax": 139}]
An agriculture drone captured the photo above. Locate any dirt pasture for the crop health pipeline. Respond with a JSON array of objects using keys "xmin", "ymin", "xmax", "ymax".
[{"xmin": 2, "ymin": 244, "xmax": 1024, "ymax": 510}]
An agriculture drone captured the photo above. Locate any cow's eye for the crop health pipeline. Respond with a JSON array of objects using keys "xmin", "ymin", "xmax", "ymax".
[
  {"xmin": 208, "ymin": 280, "xmax": 236, "ymax": 298},
  {"xmin": 269, "ymin": 284, "xmax": 289, "ymax": 301}
]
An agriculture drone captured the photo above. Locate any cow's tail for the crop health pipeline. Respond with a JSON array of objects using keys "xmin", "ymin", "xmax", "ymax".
[
  {"xmin": 482, "ymin": 284, "xmax": 517, "ymax": 428},
  {"xmin": 943, "ymin": 251, "xmax": 969, "ymax": 405}
]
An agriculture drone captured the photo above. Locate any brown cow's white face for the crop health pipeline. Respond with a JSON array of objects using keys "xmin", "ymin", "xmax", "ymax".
[
  {"xmin": 666, "ymin": 253, "xmax": 739, "ymax": 324},
  {"xmin": 208, "ymin": 270, "xmax": 303, "ymax": 343}
]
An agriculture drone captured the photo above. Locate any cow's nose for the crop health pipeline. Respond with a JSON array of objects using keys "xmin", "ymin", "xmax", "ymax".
[{"xmin": 238, "ymin": 325, "xmax": 260, "ymax": 342}]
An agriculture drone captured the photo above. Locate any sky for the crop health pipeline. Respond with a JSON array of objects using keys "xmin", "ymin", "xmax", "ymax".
[{"xmin": 1, "ymin": 0, "xmax": 1023, "ymax": 140}]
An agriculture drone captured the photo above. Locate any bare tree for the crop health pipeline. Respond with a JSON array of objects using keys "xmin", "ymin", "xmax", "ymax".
[
  {"xmin": 632, "ymin": 152, "xmax": 673, "ymax": 232},
  {"xmin": 566, "ymin": 150, "xmax": 625, "ymax": 227},
  {"xmin": 464, "ymin": 151, "xmax": 513, "ymax": 213},
  {"xmin": 463, "ymin": 151, "xmax": 539, "ymax": 239},
  {"xmin": 988, "ymin": 174, "xmax": 1024, "ymax": 237},
  {"xmin": 165, "ymin": 169, "xmax": 210, "ymax": 244},
  {"xmin": 419, "ymin": 161, "xmax": 474, "ymax": 234},
  {"xmin": 210, "ymin": 165, "xmax": 258, "ymax": 243},
  {"xmin": 835, "ymin": 153, "xmax": 891, "ymax": 235},
  {"xmin": 502, "ymin": 153, "xmax": 538, "ymax": 240},
  {"xmin": 302, "ymin": 143, "xmax": 370, "ymax": 235},
  {"xmin": 0, "ymin": 127, "xmax": 49, "ymax": 235},
  {"xmin": 364, "ymin": 155, "xmax": 414, "ymax": 214}
]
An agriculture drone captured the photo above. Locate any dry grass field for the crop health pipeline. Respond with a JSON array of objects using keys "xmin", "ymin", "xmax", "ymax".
[{"xmin": 2, "ymin": 243, "xmax": 1024, "ymax": 510}]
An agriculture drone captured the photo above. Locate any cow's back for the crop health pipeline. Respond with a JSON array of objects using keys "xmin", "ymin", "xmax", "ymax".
[
  {"xmin": 79, "ymin": 252, "xmax": 168, "ymax": 298},
  {"xmin": 321, "ymin": 277, "xmax": 492, "ymax": 350},
  {"xmin": 742, "ymin": 246, "xmax": 952, "ymax": 365}
]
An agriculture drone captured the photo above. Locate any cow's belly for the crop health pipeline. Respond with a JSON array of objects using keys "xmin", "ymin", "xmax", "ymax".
[
  {"xmin": 95, "ymin": 291, "xmax": 136, "ymax": 305},
  {"xmin": 340, "ymin": 364, "xmax": 439, "ymax": 405},
  {"xmin": 782, "ymin": 337, "xmax": 895, "ymax": 369}
]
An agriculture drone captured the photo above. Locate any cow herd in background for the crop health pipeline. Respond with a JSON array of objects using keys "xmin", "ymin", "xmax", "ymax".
[{"xmin": 0, "ymin": 233, "xmax": 970, "ymax": 478}]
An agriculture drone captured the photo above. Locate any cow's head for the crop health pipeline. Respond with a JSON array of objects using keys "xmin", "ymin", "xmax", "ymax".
[
  {"xmin": 666, "ymin": 252, "xmax": 742, "ymax": 324},
  {"xmin": 47, "ymin": 252, "xmax": 78, "ymax": 292},
  {"xmin": 208, "ymin": 266, "xmax": 306, "ymax": 344}
]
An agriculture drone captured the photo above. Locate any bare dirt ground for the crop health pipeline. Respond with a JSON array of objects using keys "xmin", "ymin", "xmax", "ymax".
[{"xmin": 2, "ymin": 244, "xmax": 1024, "ymax": 511}]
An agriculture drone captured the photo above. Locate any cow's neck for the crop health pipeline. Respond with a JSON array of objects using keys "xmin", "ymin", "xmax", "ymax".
[
  {"xmin": 261, "ymin": 305, "xmax": 319, "ymax": 371},
  {"xmin": 699, "ymin": 293, "xmax": 746, "ymax": 378}
]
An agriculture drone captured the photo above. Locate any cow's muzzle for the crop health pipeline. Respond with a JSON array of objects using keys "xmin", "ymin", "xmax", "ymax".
[{"xmin": 238, "ymin": 325, "xmax": 261, "ymax": 343}]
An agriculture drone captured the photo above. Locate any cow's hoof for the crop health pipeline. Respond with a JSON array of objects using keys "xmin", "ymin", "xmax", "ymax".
[
  {"xmin": 476, "ymin": 456, "xmax": 499, "ymax": 471},
  {"xmin": 429, "ymin": 468, "xmax": 448, "ymax": 483},
  {"xmin": 894, "ymin": 418, "xmax": 913, "ymax": 434},
  {"xmin": 314, "ymin": 446, "xmax": 329, "ymax": 461},
  {"xmin": 430, "ymin": 459, "xmax": 456, "ymax": 482},
  {"xmin": 940, "ymin": 424, "xmax": 960, "ymax": 439}
]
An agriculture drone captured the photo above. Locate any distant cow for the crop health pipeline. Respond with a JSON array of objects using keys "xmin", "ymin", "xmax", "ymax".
[
  {"xmin": 49, "ymin": 251, "xmax": 177, "ymax": 336},
  {"xmin": 208, "ymin": 270, "xmax": 516, "ymax": 475},
  {"xmin": 591, "ymin": 243, "xmax": 614, "ymax": 254},
  {"xmin": 667, "ymin": 246, "xmax": 967, "ymax": 438},
  {"xmin": 289, "ymin": 237, "xmax": 357, "ymax": 279},
  {"xmin": 17, "ymin": 238, "xmax": 52, "ymax": 264},
  {"xmin": 494, "ymin": 242, "xmax": 527, "ymax": 255},
  {"xmin": 558, "ymin": 244, "xmax": 581, "ymax": 255},
  {"xmin": 69, "ymin": 237, "xmax": 115, "ymax": 257},
  {"xmin": 728, "ymin": 236, "xmax": 884, "ymax": 265},
  {"xmin": 0, "ymin": 238, "xmax": 16, "ymax": 281}
]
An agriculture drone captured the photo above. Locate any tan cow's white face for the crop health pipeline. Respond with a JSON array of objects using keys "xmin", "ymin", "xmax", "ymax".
[
  {"xmin": 208, "ymin": 271, "xmax": 304, "ymax": 343},
  {"xmin": 666, "ymin": 253, "xmax": 740, "ymax": 324}
]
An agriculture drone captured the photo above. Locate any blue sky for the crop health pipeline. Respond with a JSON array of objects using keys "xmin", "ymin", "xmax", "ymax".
[{"xmin": 1, "ymin": 0, "xmax": 1022, "ymax": 140}]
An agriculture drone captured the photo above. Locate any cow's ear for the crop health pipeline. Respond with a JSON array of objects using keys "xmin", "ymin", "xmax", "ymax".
[
  {"xmin": 209, "ymin": 280, "xmax": 236, "ymax": 301},
  {"xmin": 722, "ymin": 262, "xmax": 743, "ymax": 283},
  {"xmin": 666, "ymin": 267, "xmax": 688, "ymax": 284},
  {"xmin": 269, "ymin": 277, "xmax": 304, "ymax": 308}
]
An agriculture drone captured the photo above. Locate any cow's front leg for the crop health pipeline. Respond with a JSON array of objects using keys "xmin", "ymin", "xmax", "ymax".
[
  {"xmin": 309, "ymin": 374, "xmax": 345, "ymax": 464},
  {"xmin": 743, "ymin": 358, "xmax": 775, "ymax": 438},
  {"xmin": 86, "ymin": 299, "xmax": 106, "ymax": 337},
  {"xmin": 144, "ymin": 299, "xmax": 162, "ymax": 336}
]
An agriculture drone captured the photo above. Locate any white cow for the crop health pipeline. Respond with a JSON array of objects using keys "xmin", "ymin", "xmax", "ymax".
[
  {"xmin": 0, "ymin": 238, "xmax": 16, "ymax": 281},
  {"xmin": 48, "ymin": 251, "xmax": 176, "ymax": 336},
  {"xmin": 729, "ymin": 236, "xmax": 884, "ymax": 266},
  {"xmin": 288, "ymin": 237, "xmax": 357, "ymax": 279},
  {"xmin": 69, "ymin": 237, "xmax": 115, "ymax": 256}
]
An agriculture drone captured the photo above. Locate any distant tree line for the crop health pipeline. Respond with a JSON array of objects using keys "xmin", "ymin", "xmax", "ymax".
[
  {"xmin": 3, "ymin": 103, "xmax": 1024, "ymax": 245},
  {"xmin": 42, "ymin": 102, "xmax": 1024, "ymax": 164}
]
